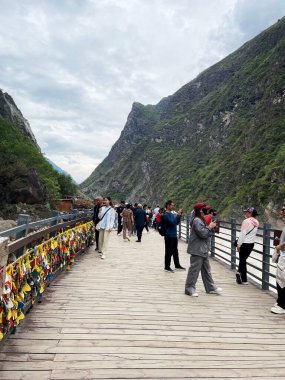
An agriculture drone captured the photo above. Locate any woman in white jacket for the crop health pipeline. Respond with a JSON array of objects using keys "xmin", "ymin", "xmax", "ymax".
[
  {"xmin": 236, "ymin": 207, "xmax": 259, "ymax": 285},
  {"xmin": 98, "ymin": 197, "xmax": 116, "ymax": 259}
]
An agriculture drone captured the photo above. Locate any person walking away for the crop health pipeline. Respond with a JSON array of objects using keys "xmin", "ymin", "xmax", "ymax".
[
  {"xmin": 132, "ymin": 203, "xmax": 138, "ymax": 235},
  {"xmin": 143, "ymin": 204, "xmax": 150, "ymax": 232},
  {"xmin": 92, "ymin": 196, "xmax": 103, "ymax": 251},
  {"xmin": 153, "ymin": 205, "xmax": 160, "ymax": 215},
  {"xmin": 163, "ymin": 200, "xmax": 185, "ymax": 273},
  {"xmin": 236, "ymin": 207, "xmax": 259, "ymax": 285},
  {"xmin": 98, "ymin": 197, "xmax": 116, "ymax": 259},
  {"xmin": 185, "ymin": 202, "xmax": 222, "ymax": 297},
  {"xmin": 271, "ymin": 205, "xmax": 285, "ymax": 314},
  {"xmin": 134, "ymin": 204, "xmax": 146, "ymax": 242},
  {"xmin": 122, "ymin": 204, "xmax": 134, "ymax": 242},
  {"xmin": 155, "ymin": 209, "xmax": 163, "ymax": 230},
  {"xmin": 116, "ymin": 201, "xmax": 125, "ymax": 236}
]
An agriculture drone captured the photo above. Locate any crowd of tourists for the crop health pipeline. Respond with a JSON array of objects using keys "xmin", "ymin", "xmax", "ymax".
[{"xmin": 92, "ymin": 196, "xmax": 285, "ymax": 315}]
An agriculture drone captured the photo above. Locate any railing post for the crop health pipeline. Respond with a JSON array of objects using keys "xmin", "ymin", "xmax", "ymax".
[
  {"xmin": 186, "ymin": 217, "xmax": 190, "ymax": 243},
  {"xmin": 0, "ymin": 237, "xmax": 9, "ymax": 297},
  {"xmin": 15, "ymin": 214, "xmax": 29, "ymax": 257},
  {"xmin": 178, "ymin": 220, "xmax": 182, "ymax": 239},
  {"xmin": 72, "ymin": 209, "xmax": 78, "ymax": 220},
  {"xmin": 262, "ymin": 223, "xmax": 271, "ymax": 290},
  {"xmin": 52, "ymin": 210, "xmax": 60, "ymax": 226},
  {"xmin": 210, "ymin": 234, "xmax": 215, "ymax": 257},
  {"xmin": 231, "ymin": 218, "xmax": 237, "ymax": 270}
]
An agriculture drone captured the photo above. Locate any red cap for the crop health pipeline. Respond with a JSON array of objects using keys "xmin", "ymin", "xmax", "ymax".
[{"xmin": 194, "ymin": 202, "xmax": 206, "ymax": 211}]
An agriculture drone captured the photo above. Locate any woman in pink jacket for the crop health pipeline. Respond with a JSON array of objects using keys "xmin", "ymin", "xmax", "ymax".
[{"xmin": 236, "ymin": 207, "xmax": 259, "ymax": 285}]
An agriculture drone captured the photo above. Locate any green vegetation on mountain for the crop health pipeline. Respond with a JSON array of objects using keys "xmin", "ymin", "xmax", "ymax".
[
  {"xmin": 0, "ymin": 116, "xmax": 78, "ymax": 213},
  {"xmin": 81, "ymin": 17, "xmax": 285, "ymax": 218}
]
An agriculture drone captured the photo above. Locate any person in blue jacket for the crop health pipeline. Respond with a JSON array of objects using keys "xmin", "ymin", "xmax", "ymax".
[{"xmin": 163, "ymin": 200, "xmax": 185, "ymax": 272}]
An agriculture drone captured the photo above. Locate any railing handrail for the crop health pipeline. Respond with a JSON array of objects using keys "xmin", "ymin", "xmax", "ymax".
[{"xmin": 0, "ymin": 210, "xmax": 93, "ymax": 238}]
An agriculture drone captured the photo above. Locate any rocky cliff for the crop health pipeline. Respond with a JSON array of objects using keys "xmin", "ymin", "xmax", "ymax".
[
  {"xmin": 0, "ymin": 91, "xmax": 78, "ymax": 218},
  {"xmin": 0, "ymin": 90, "xmax": 40, "ymax": 149},
  {"xmin": 81, "ymin": 18, "xmax": 285, "ymax": 218}
]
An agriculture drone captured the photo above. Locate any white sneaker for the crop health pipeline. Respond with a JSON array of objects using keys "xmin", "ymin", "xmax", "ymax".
[
  {"xmin": 101, "ymin": 254, "xmax": 106, "ymax": 260},
  {"xmin": 271, "ymin": 305, "xmax": 285, "ymax": 314},
  {"xmin": 208, "ymin": 287, "xmax": 223, "ymax": 295},
  {"xmin": 191, "ymin": 292, "xmax": 199, "ymax": 297}
]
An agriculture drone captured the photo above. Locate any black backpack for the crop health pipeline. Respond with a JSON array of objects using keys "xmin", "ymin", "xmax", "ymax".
[{"xmin": 158, "ymin": 215, "xmax": 166, "ymax": 236}]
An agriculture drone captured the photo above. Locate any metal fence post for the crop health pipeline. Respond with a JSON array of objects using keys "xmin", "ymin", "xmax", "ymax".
[
  {"xmin": 15, "ymin": 214, "xmax": 29, "ymax": 257},
  {"xmin": 262, "ymin": 223, "xmax": 271, "ymax": 290},
  {"xmin": 72, "ymin": 209, "xmax": 78, "ymax": 220},
  {"xmin": 51, "ymin": 210, "xmax": 60, "ymax": 225},
  {"xmin": 210, "ymin": 234, "xmax": 215, "ymax": 257},
  {"xmin": 186, "ymin": 218, "xmax": 190, "ymax": 243},
  {"xmin": 0, "ymin": 237, "xmax": 9, "ymax": 297},
  {"xmin": 231, "ymin": 218, "xmax": 237, "ymax": 270},
  {"xmin": 178, "ymin": 220, "xmax": 182, "ymax": 239}
]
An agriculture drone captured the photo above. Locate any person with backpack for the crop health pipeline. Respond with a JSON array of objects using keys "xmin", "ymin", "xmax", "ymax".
[
  {"xmin": 185, "ymin": 202, "xmax": 222, "ymax": 297},
  {"xmin": 162, "ymin": 200, "xmax": 185, "ymax": 273},
  {"xmin": 236, "ymin": 207, "xmax": 259, "ymax": 285},
  {"xmin": 97, "ymin": 197, "xmax": 116, "ymax": 259},
  {"xmin": 122, "ymin": 204, "xmax": 134, "ymax": 242}
]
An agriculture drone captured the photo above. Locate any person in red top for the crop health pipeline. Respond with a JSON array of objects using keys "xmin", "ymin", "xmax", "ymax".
[
  {"xmin": 156, "ymin": 210, "xmax": 162, "ymax": 223},
  {"xmin": 204, "ymin": 208, "xmax": 217, "ymax": 225}
]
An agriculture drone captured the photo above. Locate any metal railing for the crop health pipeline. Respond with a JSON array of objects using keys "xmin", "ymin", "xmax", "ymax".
[
  {"xmin": 178, "ymin": 218, "xmax": 281, "ymax": 291},
  {"xmin": 0, "ymin": 209, "xmax": 93, "ymax": 239}
]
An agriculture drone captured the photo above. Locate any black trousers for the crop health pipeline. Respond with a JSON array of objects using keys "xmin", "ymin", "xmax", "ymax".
[
  {"xmin": 238, "ymin": 243, "xmax": 254, "ymax": 282},
  {"xmin": 95, "ymin": 229, "xmax": 99, "ymax": 249},
  {"xmin": 136, "ymin": 225, "xmax": 144, "ymax": 241},
  {"xmin": 277, "ymin": 283, "xmax": 285, "ymax": 309},
  {"xmin": 117, "ymin": 217, "xmax": 123, "ymax": 234},
  {"xmin": 164, "ymin": 236, "xmax": 180, "ymax": 269}
]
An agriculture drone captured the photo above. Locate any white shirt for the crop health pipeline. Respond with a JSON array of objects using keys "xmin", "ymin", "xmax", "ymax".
[
  {"xmin": 237, "ymin": 217, "xmax": 259, "ymax": 246},
  {"xmin": 98, "ymin": 206, "xmax": 115, "ymax": 230}
]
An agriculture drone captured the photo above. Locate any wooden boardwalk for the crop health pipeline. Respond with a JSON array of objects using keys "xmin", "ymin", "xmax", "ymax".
[{"xmin": 0, "ymin": 230, "xmax": 284, "ymax": 379}]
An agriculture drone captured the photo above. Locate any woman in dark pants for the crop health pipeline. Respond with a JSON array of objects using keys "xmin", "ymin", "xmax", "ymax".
[{"xmin": 236, "ymin": 207, "xmax": 259, "ymax": 285}]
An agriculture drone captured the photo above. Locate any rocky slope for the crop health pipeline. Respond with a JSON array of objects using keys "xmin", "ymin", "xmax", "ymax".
[
  {"xmin": 0, "ymin": 90, "xmax": 78, "ymax": 218},
  {"xmin": 81, "ymin": 18, "xmax": 285, "ymax": 218},
  {"xmin": 0, "ymin": 90, "xmax": 39, "ymax": 149}
]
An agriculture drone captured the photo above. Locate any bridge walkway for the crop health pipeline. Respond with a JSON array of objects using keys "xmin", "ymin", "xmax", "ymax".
[{"xmin": 0, "ymin": 230, "xmax": 284, "ymax": 379}]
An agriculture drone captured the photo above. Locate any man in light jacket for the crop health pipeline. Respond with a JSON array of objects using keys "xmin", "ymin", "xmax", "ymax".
[{"xmin": 98, "ymin": 197, "xmax": 115, "ymax": 259}]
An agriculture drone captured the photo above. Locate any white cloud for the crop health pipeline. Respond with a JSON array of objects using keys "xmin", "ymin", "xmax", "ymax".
[{"xmin": 0, "ymin": 0, "xmax": 284, "ymax": 182}]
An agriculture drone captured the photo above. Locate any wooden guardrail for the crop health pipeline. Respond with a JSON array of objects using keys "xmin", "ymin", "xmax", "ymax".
[{"xmin": 0, "ymin": 210, "xmax": 95, "ymax": 341}]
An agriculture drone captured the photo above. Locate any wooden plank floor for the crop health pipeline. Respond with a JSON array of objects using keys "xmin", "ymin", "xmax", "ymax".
[{"xmin": 0, "ymin": 230, "xmax": 284, "ymax": 379}]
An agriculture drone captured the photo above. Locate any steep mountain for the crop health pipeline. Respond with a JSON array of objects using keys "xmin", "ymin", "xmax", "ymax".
[
  {"xmin": 0, "ymin": 90, "xmax": 78, "ymax": 218},
  {"xmin": 0, "ymin": 91, "xmax": 39, "ymax": 149},
  {"xmin": 81, "ymin": 18, "xmax": 285, "ymax": 218}
]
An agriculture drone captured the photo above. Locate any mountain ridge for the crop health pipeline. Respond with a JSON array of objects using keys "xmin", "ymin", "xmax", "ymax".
[{"xmin": 81, "ymin": 17, "xmax": 285, "ymax": 219}]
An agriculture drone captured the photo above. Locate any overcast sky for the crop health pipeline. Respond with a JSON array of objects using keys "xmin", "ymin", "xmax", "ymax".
[{"xmin": 0, "ymin": 0, "xmax": 284, "ymax": 183}]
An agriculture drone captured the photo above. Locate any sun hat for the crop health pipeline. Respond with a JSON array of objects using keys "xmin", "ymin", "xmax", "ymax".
[
  {"xmin": 243, "ymin": 207, "xmax": 258, "ymax": 216},
  {"xmin": 194, "ymin": 202, "xmax": 207, "ymax": 212}
]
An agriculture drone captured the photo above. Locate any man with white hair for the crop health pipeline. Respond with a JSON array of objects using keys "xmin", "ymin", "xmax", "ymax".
[{"xmin": 134, "ymin": 204, "xmax": 147, "ymax": 242}]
